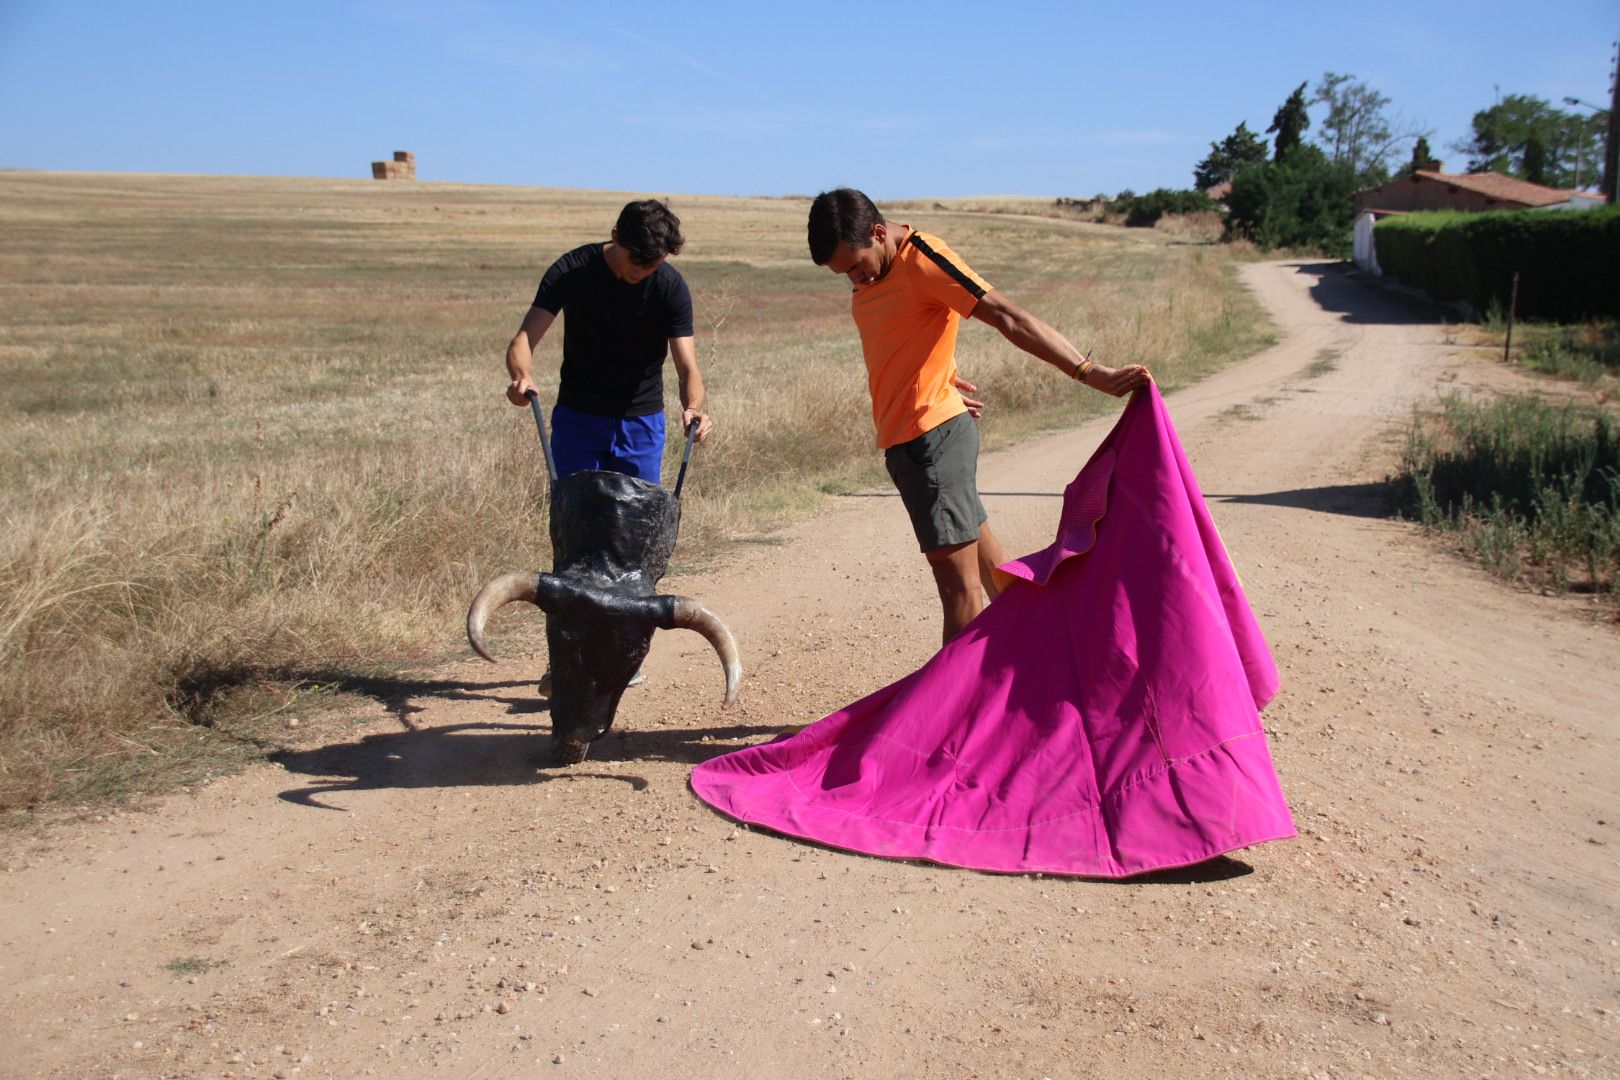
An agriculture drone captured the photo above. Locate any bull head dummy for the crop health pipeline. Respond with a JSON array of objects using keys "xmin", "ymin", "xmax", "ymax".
[{"xmin": 467, "ymin": 469, "xmax": 741, "ymax": 765}]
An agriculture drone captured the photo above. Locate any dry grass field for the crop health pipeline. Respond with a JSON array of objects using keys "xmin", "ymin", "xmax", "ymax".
[
  {"xmin": 0, "ymin": 172, "xmax": 1273, "ymax": 815},
  {"xmin": 884, "ymin": 194, "xmax": 1229, "ymax": 241}
]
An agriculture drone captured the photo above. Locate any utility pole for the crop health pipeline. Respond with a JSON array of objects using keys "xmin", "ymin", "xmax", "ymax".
[
  {"xmin": 1565, "ymin": 96, "xmax": 1597, "ymax": 189},
  {"xmin": 1566, "ymin": 41, "xmax": 1618, "ymax": 202},
  {"xmin": 1606, "ymin": 39, "xmax": 1619, "ymax": 203}
]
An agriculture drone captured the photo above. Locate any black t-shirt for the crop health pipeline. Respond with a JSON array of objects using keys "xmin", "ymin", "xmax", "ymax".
[{"xmin": 532, "ymin": 243, "xmax": 694, "ymax": 417}]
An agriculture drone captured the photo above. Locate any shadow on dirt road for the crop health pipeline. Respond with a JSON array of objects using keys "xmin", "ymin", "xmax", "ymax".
[
  {"xmin": 1290, "ymin": 260, "xmax": 1467, "ymax": 326},
  {"xmin": 269, "ymin": 670, "xmax": 782, "ymax": 809},
  {"xmin": 1207, "ymin": 479, "xmax": 1399, "ymax": 519}
]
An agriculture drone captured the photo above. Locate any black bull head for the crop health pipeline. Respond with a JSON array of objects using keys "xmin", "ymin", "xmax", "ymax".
[{"xmin": 466, "ymin": 470, "xmax": 741, "ymax": 765}]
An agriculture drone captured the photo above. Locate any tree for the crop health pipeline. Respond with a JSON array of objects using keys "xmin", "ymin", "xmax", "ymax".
[
  {"xmin": 1402, "ymin": 135, "xmax": 1435, "ymax": 176},
  {"xmin": 1311, "ymin": 71, "xmax": 1422, "ymax": 183},
  {"xmin": 1268, "ymin": 82, "xmax": 1311, "ymax": 161},
  {"xmin": 1522, "ymin": 133, "xmax": 1549, "ymax": 185},
  {"xmin": 1113, "ymin": 188, "xmax": 1217, "ymax": 227},
  {"xmin": 1202, "ymin": 76, "xmax": 1421, "ymax": 256},
  {"xmin": 1453, "ymin": 94, "xmax": 1605, "ymax": 189},
  {"xmin": 1226, "ymin": 146, "xmax": 1360, "ymax": 256},
  {"xmin": 1193, "ymin": 122, "xmax": 1268, "ymax": 190}
]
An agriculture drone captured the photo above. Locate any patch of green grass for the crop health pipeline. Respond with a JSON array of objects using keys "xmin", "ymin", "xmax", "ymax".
[
  {"xmin": 163, "ymin": 956, "xmax": 229, "ymax": 978},
  {"xmin": 1303, "ymin": 348, "xmax": 1340, "ymax": 379},
  {"xmin": 1219, "ymin": 403, "xmax": 1263, "ymax": 422},
  {"xmin": 1515, "ymin": 321, "xmax": 1619, "ymax": 384},
  {"xmin": 1395, "ymin": 393, "xmax": 1620, "ymax": 609}
]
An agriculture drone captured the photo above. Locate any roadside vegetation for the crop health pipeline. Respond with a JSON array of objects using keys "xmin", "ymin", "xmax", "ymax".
[
  {"xmin": 1514, "ymin": 320, "xmax": 1620, "ymax": 384},
  {"xmin": 1401, "ymin": 318, "xmax": 1620, "ymax": 609},
  {"xmin": 1396, "ymin": 393, "xmax": 1620, "ymax": 613},
  {"xmin": 0, "ymin": 172, "xmax": 1274, "ymax": 817}
]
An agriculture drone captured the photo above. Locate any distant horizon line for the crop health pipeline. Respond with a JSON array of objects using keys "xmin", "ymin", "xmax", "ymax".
[{"xmin": 0, "ymin": 166, "xmax": 1113, "ymax": 205}]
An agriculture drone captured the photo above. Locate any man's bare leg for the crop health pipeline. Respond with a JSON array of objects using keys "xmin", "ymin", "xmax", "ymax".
[
  {"xmin": 925, "ymin": 540, "xmax": 984, "ymax": 645},
  {"xmin": 976, "ymin": 521, "xmax": 1009, "ymax": 600}
]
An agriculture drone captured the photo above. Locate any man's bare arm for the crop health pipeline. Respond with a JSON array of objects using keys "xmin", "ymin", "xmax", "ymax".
[
  {"xmin": 505, "ymin": 306, "xmax": 558, "ymax": 406},
  {"xmin": 969, "ymin": 289, "xmax": 1150, "ymax": 397},
  {"xmin": 669, "ymin": 335, "xmax": 712, "ymax": 441}
]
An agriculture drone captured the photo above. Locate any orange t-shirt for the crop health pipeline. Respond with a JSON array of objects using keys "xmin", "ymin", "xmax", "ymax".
[{"xmin": 851, "ymin": 228, "xmax": 992, "ymax": 449}]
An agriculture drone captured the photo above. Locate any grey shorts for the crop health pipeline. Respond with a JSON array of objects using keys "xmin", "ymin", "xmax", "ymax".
[{"xmin": 884, "ymin": 411, "xmax": 988, "ymax": 553}]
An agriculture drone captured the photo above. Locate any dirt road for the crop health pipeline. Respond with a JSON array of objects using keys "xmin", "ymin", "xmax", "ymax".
[{"xmin": 4, "ymin": 261, "xmax": 1616, "ymax": 1078}]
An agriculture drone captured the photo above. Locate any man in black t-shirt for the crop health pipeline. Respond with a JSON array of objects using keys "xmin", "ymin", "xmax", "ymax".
[{"xmin": 505, "ymin": 199, "xmax": 711, "ymax": 484}]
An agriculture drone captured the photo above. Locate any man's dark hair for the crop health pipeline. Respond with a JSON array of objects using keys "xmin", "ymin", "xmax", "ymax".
[
  {"xmin": 807, "ymin": 188, "xmax": 884, "ymax": 265},
  {"xmin": 615, "ymin": 199, "xmax": 684, "ymax": 265}
]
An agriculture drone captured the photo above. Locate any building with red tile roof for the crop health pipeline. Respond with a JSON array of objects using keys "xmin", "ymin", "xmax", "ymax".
[{"xmin": 1352, "ymin": 169, "xmax": 1596, "ymax": 215}]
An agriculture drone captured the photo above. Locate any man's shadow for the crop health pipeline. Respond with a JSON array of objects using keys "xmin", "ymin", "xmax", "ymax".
[
  {"xmin": 269, "ymin": 669, "xmax": 781, "ymax": 809},
  {"xmin": 1208, "ymin": 478, "xmax": 1400, "ymax": 519}
]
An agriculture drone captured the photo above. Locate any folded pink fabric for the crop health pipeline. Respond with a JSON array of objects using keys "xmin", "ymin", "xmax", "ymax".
[{"xmin": 690, "ymin": 386, "xmax": 1295, "ymax": 877}]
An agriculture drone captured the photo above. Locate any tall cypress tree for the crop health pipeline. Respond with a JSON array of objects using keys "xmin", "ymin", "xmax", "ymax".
[
  {"xmin": 1268, "ymin": 82, "xmax": 1311, "ymax": 161},
  {"xmin": 1404, "ymin": 135, "xmax": 1434, "ymax": 175}
]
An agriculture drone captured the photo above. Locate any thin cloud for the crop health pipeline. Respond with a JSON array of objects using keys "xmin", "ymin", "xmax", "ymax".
[
  {"xmin": 599, "ymin": 23, "xmax": 742, "ymax": 87},
  {"xmin": 624, "ymin": 106, "xmax": 921, "ymax": 136},
  {"xmin": 358, "ymin": 1, "xmax": 613, "ymax": 75},
  {"xmin": 962, "ymin": 129, "xmax": 1189, "ymax": 153},
  {"xmin": 1089, "ymin": 130, "xmax": 1187, "ymax": 145},
  {"xmin": 454, "ymin": 34, "xmax": 612, "ymax": 75}
]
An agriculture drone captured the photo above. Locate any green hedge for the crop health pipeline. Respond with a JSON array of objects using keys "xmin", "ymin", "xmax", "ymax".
[
  {"xmin": 1374, "ymin": 206, "xmax": 1620, "ymax": 320},
  {"xmin": 1112, "ymin": 188, "xmax": 1216, "ymax": 227}
]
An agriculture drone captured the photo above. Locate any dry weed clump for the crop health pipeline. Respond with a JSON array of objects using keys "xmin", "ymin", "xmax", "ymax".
[
  {"xmin": 0, "ymin": 173, "xmax": 1271, "ymax": 815},
  {"xmin": 1154, "ymin": 211, "xmax": 1227, "ymax": 243},
  {"xmin": 0, "ymin": 425, "xmax": 550, "ymax": 810}
]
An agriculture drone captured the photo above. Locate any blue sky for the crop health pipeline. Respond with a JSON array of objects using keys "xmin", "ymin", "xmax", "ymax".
[{"xmin": 1, "ymin": 1, "xmax": 1612, "ymax": 198}]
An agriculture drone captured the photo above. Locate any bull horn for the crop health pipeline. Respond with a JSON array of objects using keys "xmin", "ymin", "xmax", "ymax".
[
  {"xmin": 670, "ymin": 597, "xmax": 742, "ymax": 707},
  {"xmin": 466, "ymin": 570, "xmax": 540, "ymax": 662}
]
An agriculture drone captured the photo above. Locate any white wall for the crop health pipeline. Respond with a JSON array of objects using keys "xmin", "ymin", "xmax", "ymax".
[{"xmin": 1353, "ymin": 211, "xmax": 1381, "ymax": 276}]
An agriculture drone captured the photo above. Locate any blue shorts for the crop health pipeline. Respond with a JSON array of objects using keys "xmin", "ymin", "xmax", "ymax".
[{"xmin": 550, "ymin": 403, "xmax": 666, "ymax": 484}]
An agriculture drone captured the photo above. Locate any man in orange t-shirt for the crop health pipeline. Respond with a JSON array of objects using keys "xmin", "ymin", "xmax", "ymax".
[{"xmin": 808, "ymin": 188, "xmax": 1151, "ymax": 644}]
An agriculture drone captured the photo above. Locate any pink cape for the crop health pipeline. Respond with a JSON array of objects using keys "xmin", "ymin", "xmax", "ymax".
[{"xmin": 690, "ymin": 386, "xmax": 1295, "ymax": 877}]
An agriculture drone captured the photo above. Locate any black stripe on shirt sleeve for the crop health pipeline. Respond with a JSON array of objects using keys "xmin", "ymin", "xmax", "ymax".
[{"xmin": 909, "ymin": 234, "xmax": 986, "ymax": 299}]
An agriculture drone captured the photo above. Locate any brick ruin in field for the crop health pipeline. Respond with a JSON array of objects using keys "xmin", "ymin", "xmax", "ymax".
[{"xmin": 371, "ymin": 151, "xmax": 416, "ymax": 180}]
